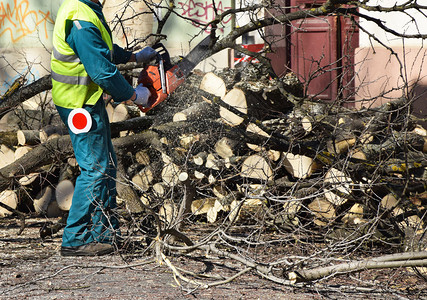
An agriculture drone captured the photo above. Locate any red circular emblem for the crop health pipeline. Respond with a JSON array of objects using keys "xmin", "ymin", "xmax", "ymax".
[
  {"xmin": 67, "ymin": 108, "xmax": 92, "ymax": 134},
  {"xmin": 72, "ymin": 112, "xmax": 88, "ymax": 130}
]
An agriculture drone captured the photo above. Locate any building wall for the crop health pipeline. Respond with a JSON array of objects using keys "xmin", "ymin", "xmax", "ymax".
[
  {"xmin": 355, "ymin": 0, "xmax": 427, "ymax": 121},
  {"xmin": 154, "ymin": 0, "xmax": 233, "ymax": 71},
  {"xmin": 0, "ymin": 0, "xmax": 60, "ymax": 96},
  {"xmin": 0, "ymin": 0, "xmax": 233, "ymax": 99},
  {"xmin": 103, "ymin": 1, "xmax": 155, "ymax": 49}
]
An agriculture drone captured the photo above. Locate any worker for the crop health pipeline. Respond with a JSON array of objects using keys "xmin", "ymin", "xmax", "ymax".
[{"xmin": 51, "ymin": 0, "xmax": 156, "ymax": 256}]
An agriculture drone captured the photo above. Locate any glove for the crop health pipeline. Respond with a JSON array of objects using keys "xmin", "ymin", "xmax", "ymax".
[
  {"xmin": 134, "ymin": 84, "xmax": 151, "ymax": 107},
  {"xmin": 135, "ymin": 47, "xmax": 157, "ymax": 64}
]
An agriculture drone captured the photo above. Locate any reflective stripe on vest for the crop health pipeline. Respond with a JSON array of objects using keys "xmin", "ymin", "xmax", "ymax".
[
  {"xmin": 52, "ymin": 47, "xmax": 80, "ymax": 63},
  {"xmin": 51, "ymin": 70, "xmax": 91, "ymax": 85},
  {"xmin": 51, "ymin": 0, "xmax": 113, "ymax": 109}
]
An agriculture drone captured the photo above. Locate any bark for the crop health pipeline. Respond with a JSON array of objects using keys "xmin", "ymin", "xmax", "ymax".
[
  {"xmin": 288, "ymin": 251, "xmax": 427, "ymax": 283},
  {"xmin": 0, "ymin": 75, "xmax": 52, "ymax": 116},
  {"xmin": 0, "ymin": 131, "xmax": 18, "ymax": 147}
]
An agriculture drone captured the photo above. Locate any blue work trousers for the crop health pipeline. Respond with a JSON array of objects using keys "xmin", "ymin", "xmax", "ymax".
[{"xmin": 56, "ymin": 99, "xmax": 120, "ymax": 247}]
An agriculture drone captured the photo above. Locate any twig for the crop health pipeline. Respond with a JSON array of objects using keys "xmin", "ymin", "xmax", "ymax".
[
  {"xmin": 0, "ymin": 202, "xmax": 26, "ymax": 235},
  {"xmin": 1, "ymin": 259, "xmax": 156, "ymax": 295}
]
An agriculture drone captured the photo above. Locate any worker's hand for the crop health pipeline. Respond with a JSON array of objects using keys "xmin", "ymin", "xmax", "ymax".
[
  {"xmin": 135, "ymin": 47, "xmax": 157, "ymax": 64},
  {"xmin": 133, "ymin": 84, "xmax": 151, "ymax": 107}
]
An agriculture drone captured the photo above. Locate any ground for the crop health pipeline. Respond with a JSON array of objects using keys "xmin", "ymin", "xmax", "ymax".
[{"xmin": 1, "ymin": 217, "xmax": 427, "ymax": 300}]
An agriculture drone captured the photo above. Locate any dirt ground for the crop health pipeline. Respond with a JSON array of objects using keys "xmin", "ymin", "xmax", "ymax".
[{"xmin": 1, "ymin": 217, "xmax": 427, "ymax": 300}]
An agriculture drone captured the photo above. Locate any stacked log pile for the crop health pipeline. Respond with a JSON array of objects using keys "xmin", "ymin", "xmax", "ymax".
[
  {"xmin": 0, "ymin": 98, "xmax": 153, "ymax": 218},
  {"xmin": 0, "ymin": 64, "xmax": 426, "ymax": 250}
]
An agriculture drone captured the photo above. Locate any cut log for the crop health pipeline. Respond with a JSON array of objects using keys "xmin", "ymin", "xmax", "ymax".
[
  {"xmin": 241, "ymin": 154, "xmax": 273, "ymax": 181},
  {"xmin": 39, "ymin": 125, "xmax": 68, "ymax": 143},
  {"xmin": 282, "ymin": 199, "xmax": 302, "ymax": 226},
  {"xmin": 178, "ymin": 171, "xmax": 189, "ymax": 182},
  {"xmin": 112, "ymin": 103, "xmax": 140, "ymax": 123},
  {"xmin": 194, "ymin": 170, "xmax": 206, "ymax": 180},
  {"xmin": 193, "ymin": 151, "xmax": 207, "ymax": 166},
  {"xmin": 205, "ymin": 153, "xmax": 220, "ymax": 170},
  {"xmin": 212, "ymin": 184, "xmax": 229, "ymax": 200},
  {"xmin": 34, "ymin": 186, "xmax": 53, "ymax": 214},
  {"xmin": 161, "ymin": 162, "xmax": 181, "ymax": 186},
  {"xmin": 179, "ymin": 133, "xmax": 200, "ymax": 149},
  {"xmin": 219, "ymin": 88, "xmax": 247, "ymax": 126},
  {"xmin": 324, "ymin": 168, "xmax": 352, "ymax": 206},
  {"xmin": 14, "ymin": 146, "xmax": 32, "ymax": 160},
  {"xmin": 301, "ymin": 116, "xmax": 313, "ymax": 134},
  {"xmin": 246, "ymin": 123, "xmax": 269, "ymax": 152},
  {"xmin": 282, "ymin": 153, "xmax": 319, "ymax": 179},
  {"xmin": 207, "ymin": 206, "xmax": 218, "ymax": 223},
  {"xmin": 342, "ymin": 203, "xmax": 364, "ymax": 225},
  {"xmin": 229, "ymin": 198, "xmax": 264, "ymax": 223},
  {"xmin": 67, "ymin": 157, "xmax": 78, "ymax": 168},
  {"xmin": 246, "ymin": 123, "xmax": 281, "ymax": 161},
  {"xmin": 215, "ymin": 137, "xmax": 241, "ymax": 159},
  {"xmin": 112, "ymin": 103, "xmax": 130, "ymax": 123},
  {"xmin": 131, "ymin": 167, "xmax": 154, "ymax": 192},
  {"xmin": 172, "ymin": 101, "xmax": 217, "ymax": 122},
  {"xmin": 0, "ymin": 111, "xmax": 18, "ymax": 127},
  {"xmin": 46, "ymin": 200, "xmax": 62, "ymax": 218},
  {"xmin": 308, "ymin": 198, "xmax": 336, "ymax": 226},
  {"xmin": 110, "ymin": 115, "xmax": 154, "ymax": 138},
  {"xmin": 18, "ymin": 172, "xmax": 39, "ymax": 186},
  {"xmin": 159, "ymin": 201, "xmax": 178, "ymax": 225},
  {"xmin": 135, "ymin": 150, "xmax": 151, "ymax": 166},
  {"xmin": 105, "ymin": 102, "xmax": 114, "ymax": 122},
  {"xmin": 413, "ymin": 124, "xmax": 427, "ymax": 136},
  {"xmin": 231, "ymin": 80, "xmax": 293, "ymax": 121},
  {"xmin": 238, "ymin": 182, "xmax": 262, "ymax": 193},
  {"xmin": 116, "ymin": 161, "xmax": 144, "ymax": 213},
  {"xmin": 349, "ymin": 148, "xmax": 367, "ymax": 160},
  {"xmin": 0, "ymin": 131, "xmax": 18, "ymax": 147},
  {"xmin": 381, "ymin": 193, "xmax": 400, "ymax": 211},
  {"xmin": 55, "ymin": 179, "xmax": 74, "ymax": 211},
  {"xmin": 0, "ymin": 190, "xmax": 18, "ymax": 217},
  {"xmin": 352, "ymin": 132, "xmax": 427, "ymax": 162},
  {"xmin": 191, "ymin": 198, "xmax": 216, "ymax": 215},
  {"xmin": 152, "ymin": 182, "xmax": 168, "ymax": 198},
  {"xmin": 140, "ymin": 195, "xmax": 150, "ymax": 207},
  {"xmin": 199, "ymin": 72, "xmax": 227, "ymax": 98},
  {"xmin": 0, "ymin": 144, "xmax": 15, "ymax": 168},
  {"xmin": 327, "ymin": 137, "xmax": 356, "ymax": 155},
  {"xmin": 381, "ymin": 193, "xmax": 422, "ymax": 228}
]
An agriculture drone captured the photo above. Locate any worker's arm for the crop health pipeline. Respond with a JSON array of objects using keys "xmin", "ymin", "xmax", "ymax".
[
  {"xmin": 112, "ymin": 42, "xmax": 156, "ymax": 64},
  {"xmin": 66, "ymin": 20, "xmax": 135, "ymax": 102},
  {"xmin": 112, "ymin": 44, "xmax": 133, "ymax": 64}
]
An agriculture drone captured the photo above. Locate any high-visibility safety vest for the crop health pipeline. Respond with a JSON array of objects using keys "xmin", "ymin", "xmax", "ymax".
[{"xmin": 51, "ymin": 0, "xmax": 113, "ymax": 109}]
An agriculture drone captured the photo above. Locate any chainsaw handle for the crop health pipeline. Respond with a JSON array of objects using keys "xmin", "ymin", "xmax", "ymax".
[
  {"xmin": 138, "ymin": 87, "xmax": 167, "ymax": 113},
  {"xmin": 152, "ymin": 43, "xmax": 172, "ymax": 70}
]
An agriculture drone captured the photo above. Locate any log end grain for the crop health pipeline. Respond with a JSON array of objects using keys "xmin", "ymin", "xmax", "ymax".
[
  {"xmin": 0, "ymin": 190, "xmax": 18, "ymax": 217},
  {"xmin": 55, "ymin": 179, "xmax": 74, "ymax": 211}
]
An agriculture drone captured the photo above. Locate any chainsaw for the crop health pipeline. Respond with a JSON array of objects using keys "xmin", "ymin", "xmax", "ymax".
[{"xmin": 137, "ymin": 36, "xmax": 211, "ymax": 112}]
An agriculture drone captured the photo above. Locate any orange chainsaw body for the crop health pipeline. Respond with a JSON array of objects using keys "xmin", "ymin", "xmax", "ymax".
[
  {"xmin": 137, "ymin": 64, "xmax": 185, "ymax": 112},
  {"xmin": 136, "ymin": 37, "xmax": 211, "ymax": 112}
]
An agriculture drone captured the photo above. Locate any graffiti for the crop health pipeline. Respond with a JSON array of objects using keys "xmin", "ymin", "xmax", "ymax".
[
  {"xmin": 0, "ymin": 0, "xmax": 53, "ymax": 43},
  {"xmin": 178, "ymin": 0, "xmax": 232, "ymax": 33}
]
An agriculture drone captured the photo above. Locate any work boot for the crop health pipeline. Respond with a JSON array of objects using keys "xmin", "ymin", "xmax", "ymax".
[{"xmin": 60, "ymin": 242, "xmax": 114, "ymax": 257}]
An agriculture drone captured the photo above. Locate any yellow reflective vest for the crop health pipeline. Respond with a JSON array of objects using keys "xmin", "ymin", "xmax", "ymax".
[{"xmin": 51, "ymin": 0, "xmax": 113, "ymax": 109}]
